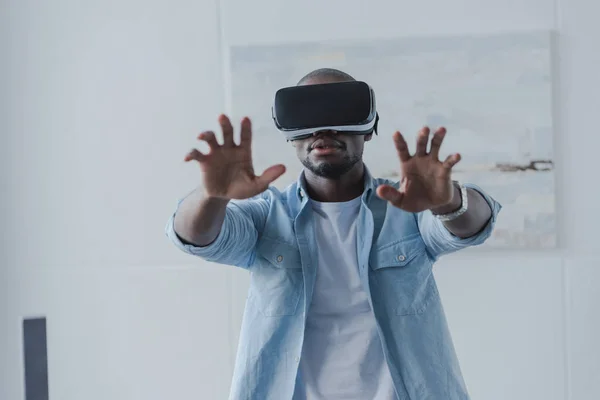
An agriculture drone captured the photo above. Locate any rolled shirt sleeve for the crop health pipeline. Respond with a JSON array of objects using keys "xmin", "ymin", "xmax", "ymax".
[
  {"xmin": 417, "ymin": 183, "xmax": 502, "ymax": 260},
  {"xmin": 165, "ymin": 193, "xmax": 271, "ymax": 269}
]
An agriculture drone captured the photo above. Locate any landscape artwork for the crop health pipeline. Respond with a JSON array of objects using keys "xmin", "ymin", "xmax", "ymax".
[{"xmin": 227, "ymin": 31, "xmax": 556, "ymax": 249}]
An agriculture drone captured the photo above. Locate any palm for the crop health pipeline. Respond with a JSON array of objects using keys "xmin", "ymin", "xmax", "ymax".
[
  {"xmin": 185, "ymin": 115, "xmax": 286, "ymax": 200},
  {"xmin": 199, "ymin": 147, "xmax": 258, "ymax": 200},
  {"xmin": 377, "ymin": 127, "xmax": 461, "ymax": 213}
]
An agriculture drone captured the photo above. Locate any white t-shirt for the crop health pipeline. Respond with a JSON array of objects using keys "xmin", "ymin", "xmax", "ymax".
[{"xmin": 293, "ymin": 196, "xmax": 396, "ymax": 400}]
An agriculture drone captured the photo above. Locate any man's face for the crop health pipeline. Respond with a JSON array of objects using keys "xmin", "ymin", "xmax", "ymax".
[
  {"xmin": 291, "ymin": 77, "xmax": 372, "ymax": 179},
  {"xmin": 292, "ymin": 130, "xmax": 371, "ymax": 179}
]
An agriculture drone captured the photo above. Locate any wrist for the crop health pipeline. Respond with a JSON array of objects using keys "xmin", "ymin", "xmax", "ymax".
[
  {"xmin": 431, "ymin": 183, "xmax": 462, "ymax": 215},
  {"xmin": 201, "ymin": 195, "xmax": 231, "ymax": 206}
]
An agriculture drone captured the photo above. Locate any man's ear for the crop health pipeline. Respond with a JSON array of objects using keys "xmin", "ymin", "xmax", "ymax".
[{"xmin": 364, "ymin": 133, "xmax": 373, "ymax": 142}]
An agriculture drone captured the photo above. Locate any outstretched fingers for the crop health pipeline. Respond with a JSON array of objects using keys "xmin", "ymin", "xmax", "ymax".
[
  {"xmin": 398, "ymin": 125, "xmax": 450, "ymax": 162},
  {"xmin": 184, "ymin": 148, "xmax": 207, "ymax": 163},
  {"xmin": 415, "ymin": 127, "xmax": 430, "ymax": 157},
  {"xmin": 239, "ymin": 117, "xmax": 252, "ymax": 149},
  {"xmin": 219, "ymin": 114, "xmax": 235, "ymax": 147},
  {"xmin": 197, "ymin": 130, "xmax": 220, "ymax": 151},
  {"xmin": 256, "ymin": 164, "xmax": 286, "ymax": 187},
  {"xmin": 429, "ymin": 127, "xmax": 446, "ymax": 161},
  {"xmin": 376, "ymin": 184, "xmax": 405, "ymax": 208},
  {"xmin": 393, "ymin": 131, "xmax": 411, "ymax": 162},
  {"xmin": 442, "ymin": 153, "xmax": 462, "ymax": 169}
]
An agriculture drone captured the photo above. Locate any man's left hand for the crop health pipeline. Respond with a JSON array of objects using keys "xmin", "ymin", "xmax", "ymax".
[{"xmin": 376, "ymin": 126, "xmax": 461, "ymax": 213}]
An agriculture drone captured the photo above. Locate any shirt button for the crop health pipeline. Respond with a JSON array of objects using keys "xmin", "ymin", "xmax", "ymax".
[
  {"xmin": 276, "ymin": 255, "xmax": 284, "ymax": 263},
  {"xmin": 294, "ymin": 356, "xmax": 300, "ymax": 362},
  {"xmin": 397, "ymin": 255, "xmax": 406, "ymax": 262}
]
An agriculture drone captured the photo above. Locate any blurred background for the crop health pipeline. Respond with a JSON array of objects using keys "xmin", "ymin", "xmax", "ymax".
[{"xmin": 1, "ymin": 0, "xmax": 599, "ymax": 399}]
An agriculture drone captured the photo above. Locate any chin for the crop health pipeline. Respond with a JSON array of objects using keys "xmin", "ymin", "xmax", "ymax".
[
  {"xmin": 303, "ymin": 161, "xmax": 353, "ymax": 179},
  {"xmin": 302, "ymin": 152, "xmax": 361, "ymax": 175}
]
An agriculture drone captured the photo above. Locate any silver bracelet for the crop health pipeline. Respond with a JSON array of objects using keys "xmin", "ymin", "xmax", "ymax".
[{"xmin": 434, "ymin": 182, "xmax": 468, "ymax": 222}]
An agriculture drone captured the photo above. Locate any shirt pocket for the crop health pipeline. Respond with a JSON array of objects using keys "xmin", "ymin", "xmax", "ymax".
[
  {"xmin": 250, "ymin": 236, "xmax": 304, "ymax": 317},
  {"xmin": 369, "ymin": 235, "xmax": 438, "ymax": 316}
]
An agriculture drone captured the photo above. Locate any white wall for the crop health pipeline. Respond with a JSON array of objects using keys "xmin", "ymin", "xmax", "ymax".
[{"xmin": 3, "ymin": 0, "xmax": 599, "ymax": 399}]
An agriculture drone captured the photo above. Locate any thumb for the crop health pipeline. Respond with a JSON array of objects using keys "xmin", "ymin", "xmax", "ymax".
[
  {"xmin": 376, "ymin": 184, "xmax": 405, "ymax": 207},
  {"xmin": 256, "ymin": 164, "xmax": 286, "ymax": 187}
]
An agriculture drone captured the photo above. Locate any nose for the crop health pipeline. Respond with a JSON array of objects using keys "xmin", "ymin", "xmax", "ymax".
[{"xmin": 313, "ymin": 129, "xmax": 338, "ymax": 137}]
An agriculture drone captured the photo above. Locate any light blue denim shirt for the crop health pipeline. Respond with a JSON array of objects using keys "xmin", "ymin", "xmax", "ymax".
[{"xmin": 165, "ymin": 167, "xmax": 501, "ymax": 400}]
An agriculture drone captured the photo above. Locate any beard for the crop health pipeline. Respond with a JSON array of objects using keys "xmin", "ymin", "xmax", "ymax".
[{"xmin": 301, "ymin": 153, "xmax": 362, "ymax": 179}]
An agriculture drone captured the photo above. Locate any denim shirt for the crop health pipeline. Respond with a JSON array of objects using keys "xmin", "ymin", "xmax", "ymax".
[{"xmin": 165, "ymin": 167, "xmax": 501, "ymax": 400}]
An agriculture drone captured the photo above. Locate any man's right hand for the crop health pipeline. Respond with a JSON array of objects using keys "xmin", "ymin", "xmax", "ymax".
[{"xmin": 185, "ymin": 114, "xmax": 286, "ymax": 200}]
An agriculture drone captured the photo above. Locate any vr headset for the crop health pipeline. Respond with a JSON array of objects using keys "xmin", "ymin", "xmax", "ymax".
[{"xmin": 272, "ymin": 81, "xmax": 379, "ymax": 141}]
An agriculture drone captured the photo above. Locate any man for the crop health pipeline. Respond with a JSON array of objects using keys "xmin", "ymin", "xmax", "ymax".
[{"xmin": 166, "ymin": 68, "xmax": 501, "ymax": 400}]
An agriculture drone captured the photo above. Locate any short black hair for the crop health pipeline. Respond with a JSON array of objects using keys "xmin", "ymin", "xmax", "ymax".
[{"xmin": 297, "ymin": 68, "xmax": 356, "ymax": 85}]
